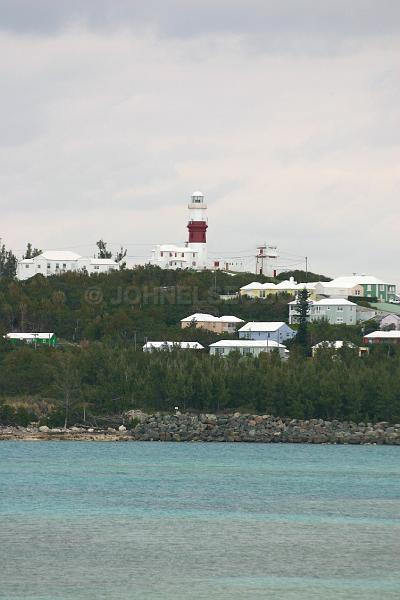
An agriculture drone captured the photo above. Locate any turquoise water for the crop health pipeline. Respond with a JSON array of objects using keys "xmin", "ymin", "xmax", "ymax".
[{"xmin": 0, "ymin": 442, "xmax": 399, "ymax": 599}]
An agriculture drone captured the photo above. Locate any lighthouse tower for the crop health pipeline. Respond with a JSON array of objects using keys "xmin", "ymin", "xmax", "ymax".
[{"xmin": 187, "ymin": 191, "xmax": 208, "ymax": 269}]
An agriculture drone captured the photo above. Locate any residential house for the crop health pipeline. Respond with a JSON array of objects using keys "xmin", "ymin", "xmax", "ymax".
[
  {"xmin": 289, "ymin": 298, "xmax": 358, "ymax": 325},
  {"xmin": 311, "ymin": 340, "xmax": 359, "ymax": 357},
  {"xmin": 209, "ymin": 339, "xmax": 289, "ymax": 359},
  {"xmin": 17, "ymin": 251, "xmax": 119, "ymax": 280},
  {"xmin": 275, "ymin": 277, "xmax": 299, "ymax": 295},
  {"xmin": 143, "ymin": 341, "xmax": 204, "ymax": 352},
  {"xmin": 379, "ymin": 314, "xmax": 400, "ymax": 331},
  {"xmin": 363, "ymin": 331, "xmax": 400, "ymax": 345},
  {"xmin": 238, "ymin": 322, "xmax": 296, "ymax": 344},
  {"xmin": 316, "ymin": 275, "xmax": 396, "ymax": 303},
  {"xmin": 180, "ymin": 313, "xmax": 244, "ymax": 334},
  {"xmin": 239, "ymin": 282, "xmax": 277, "ymax": 299},
  {"xmin": 5, "ymin": 332, "xmax": 57, "ymax": 347}
]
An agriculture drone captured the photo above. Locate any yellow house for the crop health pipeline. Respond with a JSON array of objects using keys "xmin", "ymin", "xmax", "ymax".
[{"xmin": 239, "ymin": 282, "xmax": 277, "ymax": 299}]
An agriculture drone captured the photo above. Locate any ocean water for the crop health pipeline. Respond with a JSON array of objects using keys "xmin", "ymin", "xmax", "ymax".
[{"xmin": 0, "ymin": 442, "xmax": 399, "ymax": 600}]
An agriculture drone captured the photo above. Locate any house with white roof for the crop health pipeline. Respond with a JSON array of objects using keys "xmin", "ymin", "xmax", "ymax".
[
  {"xmin": 181, "ymin": 313, "xmax": 244, "ymax": 334},
  {"xmin": 150, "ymin": 244, "xmax": 199, "ymax": 270},
  {"xmin": 5, "ymin": 332, "xmax": 57, "ymax": 347},
  {"xmin": 17, "ymin": 251, "xmax": 119, "ymax": 280},
  {"xmin": 238, "ymin": 322, "xmax": 296, "ymax": 343},
  {"xmin": 275, "ymin": 277, "xmax": 299, "ymax": 295},
  {"xmin": 209, "ymin": 339, "xmax": 289, "ymax": 359},
  {"xmin": 239, "ymin": 281, "xmax": 277, "ymax": 299},
  {"xmin": 143, "ymin": 341, "xmax": 204, "ymax": 352},
  {"xmin": 289, "ymin": 298, "xmax": 359, "ymax": 325},
  {"xmin": 316, "ymin": 275, "xmax": 396, "ymax": 303},
  {"xmin": 311, "ymin": 340, "xmax": 357, "ymax": 357},
  {"xmin": 363, "ymin": 331, "xmax": 400, "ymax": 345}
]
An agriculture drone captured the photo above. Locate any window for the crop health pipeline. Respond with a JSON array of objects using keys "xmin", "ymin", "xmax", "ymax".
[
  {"xmin": 169, "ymin": 252, "xmax": 173, "ymax": 257},
  {"xmin": 181, "ymin": 253, "xmax": 184, "ymax": 258},
  {"xmin": 160, "ymin": 252, "xmax": 164, "ymax": 257},
  {"xmin": 336, "ymin": 317, "xmax": 343, "ymax": 323},
  {"xmin": 37, "ymin": 265, "xmax": 41, "ymax": 269},
  {"xmin": 63, "ymin": 263, "xmax": 66, "ymax": 269},
  {"xmin": 337, "ymin": 306, "xmax": 343, "ymax": 311},
  {"xmin": 25, "ymin": 264, "xmax": 30, "ymax": 268},
  {"xmin": 56, "ymin": 263, "xmax": 59, "ymax": 269},
  {"xmin": 94, "ymin": 265, "xmax": 99, "ymax": 270},
  {"xmin": 47, "ymin": 263, "xmax": 51, "ymax": 269},
  {"xmin": 192, "ymin": 261, "xmax": 196, "ymax": 266}
]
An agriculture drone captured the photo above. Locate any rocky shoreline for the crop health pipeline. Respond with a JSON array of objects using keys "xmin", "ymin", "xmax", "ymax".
[{"xmin": 1, "ymin": 412, "xmax": 400, "ymax": 444}]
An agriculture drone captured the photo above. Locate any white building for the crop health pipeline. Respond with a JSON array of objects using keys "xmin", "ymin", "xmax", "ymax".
[
  {"xmin": 209, "ymin": 339, "xmax": 289, "ymax": 359},
  {"xmin": 143, "ymin": 341, "xmax": 204, "ymax": 352},
  {"xmin": 150, "ymin": 191, "xmax": 208, "ymax": 270},
  {"xmin": 238, "ymin": 322, "xmax": 296, "ymax": 343},
  {"xmin": 17, "ymin": 251, "xmax": 118, "ymax": 280}
]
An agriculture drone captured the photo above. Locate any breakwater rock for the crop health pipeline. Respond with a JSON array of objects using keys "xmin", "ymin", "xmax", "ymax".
[{"xmin": 1, "ymin": 413, "xmax": 400, "ymax": 444}]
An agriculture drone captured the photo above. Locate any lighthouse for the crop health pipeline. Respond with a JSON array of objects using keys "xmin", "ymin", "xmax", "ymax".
[{"xmin": 187, "ymin": 191, "xmax": 208, "ymax": 269}]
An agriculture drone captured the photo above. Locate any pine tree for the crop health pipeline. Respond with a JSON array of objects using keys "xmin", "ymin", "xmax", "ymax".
[
  {"xmin": 96, "ymin": 239, "xmax": 112, "ymax": 259},
  {"xmin": 0, "ymin": 240, "xmax": 17, "ymax": 278},
  {"xmin": 23, "ymin": 243, "xmax": 42, "ymax": 259},
  {"xmin": 295, "ymin": 288, "xmax": 311, "ymax": 352}
]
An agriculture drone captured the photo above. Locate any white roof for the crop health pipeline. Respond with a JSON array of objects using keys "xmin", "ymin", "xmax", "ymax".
[
  {"xmin": 87, "ymin": 258, "xmax": 118, "ymax": 266},
  {"xmin": 218, "ymin": 315, "xmax": 245, "ymax": 323},
  {"xmin": 312, "ymin": 340, "xmax": 357, "ymax": 349},
  {"xmin": 296, "ymin": 282, "xmax": 319, "ymax": 290},
  {"xmin": 155, "ymin": 244, "xmax": 196, "ymax": 254},
  {"xmin": 210, "ymin": 340, "xmax": 287, "ymax": 349},
  {"xmin": 275, "ymin": 278, "xmax": 298, "ymax": 289},
  {"xmin": 240, "ymin": 282, "xmax": 277, "ymax": 291},
  {"xmin": 238, "ymin": 321, "xmax": 288, "ymax": 332},
  {"xmin": 39, "ymin": 251, "xmax": 82, "ymax": 261},
  {"xmin": 314, "ymin": 298, "xmax": 357, "ymax": 306},
  {"xmin": 192, "ymin": 190, "xmax": 204, "ymax": 197},
  {"xmin": 322, "ymin": 275, "xmax": 389, "ymax": 288},
  {"xmin": 5, "ymin": 332, "xmax": 54, "ymax": 340},
  {"xmin": 364, "ymin": 331, "xmax": 400, "ymax": 339},
  {"xmin": 143, "ymin": 341, "xmax": 204, "ymax": 350},
  {"xmin": 181, "ymin": 313, "xmax": 244, "ymax": 323}
]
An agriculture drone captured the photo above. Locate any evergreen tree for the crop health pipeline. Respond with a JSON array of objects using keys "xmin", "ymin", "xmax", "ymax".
[
  {"xmin": 23, "ymin": 243, "xmax": 42, "ymax": 259},
  {"xmin": 294, "ymin": 288, "xmax": 311, "ymax": 352},
  {"xmin": 0, "ymin": 240, "xmax": 17, "ymax": 278},
  {"xmin": 115, "ymin": 246, "xmax": 127, "ymax": 268},
  {"xmin": 96, "ymin": 239, "xmax": 112, "ymax": 259}
]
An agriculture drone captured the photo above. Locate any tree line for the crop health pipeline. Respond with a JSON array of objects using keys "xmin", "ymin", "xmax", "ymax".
[{"xmin": 0, "ymin": 342, "xmax": 398, "ymax": 427}]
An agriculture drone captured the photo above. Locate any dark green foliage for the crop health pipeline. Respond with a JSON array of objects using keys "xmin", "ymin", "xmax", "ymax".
[
  {"xmin": 294, "ymin": 288, "xmax": 311, "ymax": 352},
  {"xmin": 0, "ymin": 240, "xmax": 18, "ymax": 279},
  {"xmin": 276, "ymin": 270, "xmax": 331, "ymax": 282},
  {"xmin": 23, "ymin": 243, "xmax": 42, "ymax": 259},
  {"xmin": 96, "ymin": 239, "xmax": 112, "ymax": 259},
  {"xmin": 0, "ymin": 266, "xmax": 398, "ymax": 424},
  {"xmin": 0, "ymin": 344, "xmax": 399, "ymax": 423}
]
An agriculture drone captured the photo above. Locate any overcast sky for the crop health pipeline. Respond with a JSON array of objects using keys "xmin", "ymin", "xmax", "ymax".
[{"xmin": 1, "ymin": 1, "xmax": 399, "ymax": 279}]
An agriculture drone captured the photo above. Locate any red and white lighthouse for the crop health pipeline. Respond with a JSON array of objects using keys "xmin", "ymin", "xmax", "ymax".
[{"xmin": 187, "ymin": 191, "xmax": 208, "ymax": 269}]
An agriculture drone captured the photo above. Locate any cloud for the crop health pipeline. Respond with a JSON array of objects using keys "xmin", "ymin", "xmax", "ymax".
[{"xmin": 1, "ymin": 1, "xmax": 400, "ymax": 41}]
